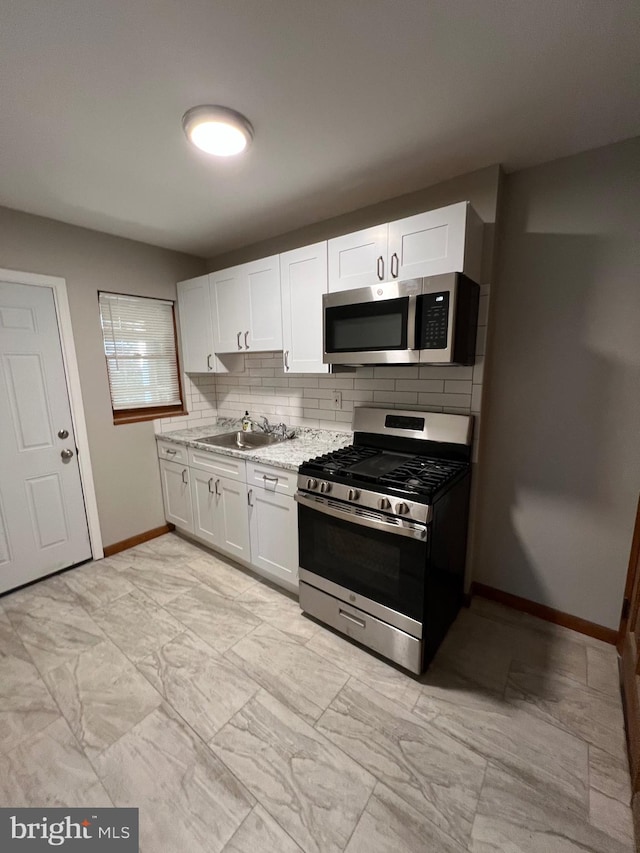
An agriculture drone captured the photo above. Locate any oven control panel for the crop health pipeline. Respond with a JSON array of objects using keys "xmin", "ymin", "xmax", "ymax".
[{"xmin": 298, "ymin": 476, "xmax": 432, "ymax": 525}]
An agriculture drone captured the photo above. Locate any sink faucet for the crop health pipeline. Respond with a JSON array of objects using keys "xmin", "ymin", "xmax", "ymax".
[
  {"xmin": 253, "ymin": 416, "xmax": 294, "ymax": 438},
  {"xmin": 252, "ymin": 415, "xmax": 271, "ymax": 433}
]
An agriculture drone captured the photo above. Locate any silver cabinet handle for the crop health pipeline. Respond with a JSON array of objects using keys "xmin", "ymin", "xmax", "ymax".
[
  {"xmin": 60, "ymin": 448, "xmax": 74, "ymax": 460},
  {"xmin": 247, "ymin": 488, "xmax": 253, "ymax": 507},
  {"xmin": 208, "ymin": 477, "xmax": 215, "ymax": 494},
  {"xmin": 207, "ymin": 353, "xmax": 213, "ymax": 370},
  {"xmin": 215, "ymin": 478, "xmax": 220, "ymax": 496},
  {"xmin": 165, "ymin": 448, "xmax": 177, "ymax": 455},
  {"xmin": 244, "ymin": 331, "xmax": 249, "ymax": 349},
  {"xmin": 181, "ymin": 469, "xmax": 188, "ymax": 485},
  {"xmin": 391, "ymin": 252, "xmax": 399, "ymax": 278},
  {"xmin": 376, "ymin": 255, "xmax": 384, "ymax": 280},
  {"xmin": 339, "ymin": 609, "xmax": 366, "ymax": 629},
  {"xmin": 237, "ymin": 331, "xmax": 242, "ymax": 350},
  {"xmin": 284, "ymin": 350, "xmax": 290, "ymax": 371}
]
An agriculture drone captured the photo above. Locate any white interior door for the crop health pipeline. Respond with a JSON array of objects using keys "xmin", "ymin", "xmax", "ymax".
[{"xmin": 0, "ymin": 281, "xmax": 91, "ymax": 593}]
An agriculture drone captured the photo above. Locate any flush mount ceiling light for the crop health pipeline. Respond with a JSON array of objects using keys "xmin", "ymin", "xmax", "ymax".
[{"xmin": 182, "ymin": 105, "xmax": 253, "ymax": 157}]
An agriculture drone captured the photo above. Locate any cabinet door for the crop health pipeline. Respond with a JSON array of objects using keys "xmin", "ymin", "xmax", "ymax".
[
  {"xmin": 246, "ymin": 255, "xmax": 282, "ymax": 351},
  {"xmin": 388, "ymin": 201, "xmax": 469, "ymax": 281},
  {"xmin": 176, "ymin": 275, "xmax": 215, "ymax": 373},
  {"xmin": 328, "ymin": 224, "xmax": 389, "ymax": 292},
  {"xmin": 190, "ymin": 467, "xmax": 218, "ymax": 547},
  {"xmin": 280, "ymin": 241, "xmax": 329, "ymax": 374},
  {"xmin": 211, "ymin": 266, "xmax": 248, "ymax": 353},
  {"xmin": 217, "ymin": 476, "xmax": 251, "ymax": 562},
  {"xmin": 159, "ymin": 459, "xmax": 193, "ymax": 532},
  {"xmin": 249, "ymin": 488, "xmax": 299, "ymax": 590}
]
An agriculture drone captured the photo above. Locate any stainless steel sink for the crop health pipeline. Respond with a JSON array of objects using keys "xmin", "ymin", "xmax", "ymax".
[{"xmin": 197, "ymin": 431, "xmax": 288, "ymax": 451}]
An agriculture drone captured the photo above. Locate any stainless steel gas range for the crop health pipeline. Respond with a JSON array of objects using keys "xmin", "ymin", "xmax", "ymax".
[{"xmin": 295, "ymin": 406, "xmax": 473, "ymax": 674}]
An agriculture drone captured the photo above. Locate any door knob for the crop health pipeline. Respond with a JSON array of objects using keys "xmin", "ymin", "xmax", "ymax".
[
  {"xmin": 61, "ymin": 448, "xmax": 74, "ymax": 460},
  {"xmin": 57, "ymin": 428, "xmax": 69, "ymax": 439}
]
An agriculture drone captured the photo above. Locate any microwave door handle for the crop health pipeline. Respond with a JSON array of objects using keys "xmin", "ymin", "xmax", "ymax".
[
  {"xmin": 294, "ymin": 492, "xmax": 427, "ymax": 541},
  {"xmin": 407, "ymin": 294, "xmax": 418, "ymax": 350}
]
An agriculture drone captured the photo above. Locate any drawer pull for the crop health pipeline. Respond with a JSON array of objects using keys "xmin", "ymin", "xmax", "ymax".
[
  {"xmin": 165, "ymin": 448, "xmax": 177, "ymax": 455},
  {"xmin": 339, "ymin": 609, "xmax": 366, "ymax": 629},
  {"xmin": 263, "ymin": 474, "xmax": 278, "ymax": 487}
]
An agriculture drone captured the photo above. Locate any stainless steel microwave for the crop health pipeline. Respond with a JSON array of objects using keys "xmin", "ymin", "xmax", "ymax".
[{"xmin": 323, "ymin": 272, "xmax": 479, "ymax": 366}]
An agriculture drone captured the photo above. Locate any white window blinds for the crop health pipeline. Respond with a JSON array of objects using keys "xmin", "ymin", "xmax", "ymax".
[{"xmin": 99, "ymin": 292, "xmax": 182, "ymax": 411}]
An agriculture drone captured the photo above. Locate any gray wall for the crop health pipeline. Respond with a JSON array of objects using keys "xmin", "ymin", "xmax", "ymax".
[
  {"xmin": 0, "ymin": 206, "xmax": 204, "ymax": 547},
  {"xmin": 475, "ymin": 137, "xmax": 640, "ymax": 630},
  {"xmin": 208, "ymin": 164, "xmax": 501, "ymax": 277}
]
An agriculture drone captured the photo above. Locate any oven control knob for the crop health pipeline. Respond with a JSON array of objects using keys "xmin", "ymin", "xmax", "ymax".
[
  {"xmin": 319, "ymin": 481, "xmax": 331, "ymax": 494},
  {"xmin": 395, "ymin": 502, "xmax": 410, "ymax": 515},
  {"xmin": 348, "ymin": 488, "xmax": 360, "ymax": 501},
  {"xmin": 306, "ymin": 478, "xmax": 318, "ymax": 490},
  {"xmin": 377, "ymin": 497, "xmax": 391, "ymax": 510}
]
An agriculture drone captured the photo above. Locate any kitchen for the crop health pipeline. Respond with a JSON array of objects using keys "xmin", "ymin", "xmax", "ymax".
[{"xmin": 0, "ymin": 2, "xmax": 639, "ymax": 852}]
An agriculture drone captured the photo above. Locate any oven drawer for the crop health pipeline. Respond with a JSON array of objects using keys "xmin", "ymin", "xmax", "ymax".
[{"xmin": 299, "ymin": 581, "xmax": 423, "ymax": 674}]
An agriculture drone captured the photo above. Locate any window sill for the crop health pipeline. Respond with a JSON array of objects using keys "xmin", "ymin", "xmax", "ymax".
[{"xmin": 113, "ymin": 408, "xmax": 188, "ymax": 426}]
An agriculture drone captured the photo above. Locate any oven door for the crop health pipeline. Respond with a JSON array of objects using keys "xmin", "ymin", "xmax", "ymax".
[
  {"xmin": 323, "ymin": 281, "xmax": 420, "ymax": 365},
  {"xmin": 296, "ymin": 492, "xmax": 428, "ymax": 631}
]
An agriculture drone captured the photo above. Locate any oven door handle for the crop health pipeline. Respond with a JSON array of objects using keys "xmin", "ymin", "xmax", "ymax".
[{"xmin": 294, "ymin": 492, "xmax": 427, "ymax": 541}]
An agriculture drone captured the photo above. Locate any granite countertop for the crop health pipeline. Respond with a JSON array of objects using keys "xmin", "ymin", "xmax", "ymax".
[{"xmin": 156, "ymin": 419, "xmax": 352, "ymax": 471}]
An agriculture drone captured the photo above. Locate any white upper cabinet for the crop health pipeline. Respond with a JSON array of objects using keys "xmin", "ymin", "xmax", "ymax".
[
  {"xmin": 177, "ymin": 275, "xmax": 214, "ymax": 372},
  {"xmin": 327, "ymin": 202, "xmax": 483, "ymax": 291},
  {"xmin": 328, "ymin": 224, "xmax": 389, "ymax": 292},
  {"xmin": 211, "ymin": 265, "xmax": 246, "ymax": 353},
  {"xmin": 211, "ymin": 256, "xmax": 281, "ymax": 353},
  {"xmin": 245, "ymin": 255, "xmax": 282, "ymax": 351},
  {"xmin": 388, "ymin": 202, "xmax": 483, "ymax": 283},
  {"xmin": 176, "ymin": 275, "xmax": 243, "ymax": 374},
  {"xmin": 280, "ymin": 241, "xmax": 328, "ymax": 374}
]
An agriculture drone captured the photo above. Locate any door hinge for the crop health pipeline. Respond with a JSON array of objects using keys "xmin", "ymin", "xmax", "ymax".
[{"xmin": 622, "ymin": 598, "xmax": 631, "ymax": 621}]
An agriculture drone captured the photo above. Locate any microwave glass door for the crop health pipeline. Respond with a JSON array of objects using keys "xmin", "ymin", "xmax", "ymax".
[
  {"xmin": 325, "ymin": 297, "xmax": 408, "ymax": 353},
  {"xmin": 297, "ymin": 502, "xmax": 426, "ymax": 622}
]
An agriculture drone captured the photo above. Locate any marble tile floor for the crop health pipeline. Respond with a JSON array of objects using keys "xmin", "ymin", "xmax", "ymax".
[{"xmin": 0, "ymin": 533, "xmax": 633, "ymax": 852}]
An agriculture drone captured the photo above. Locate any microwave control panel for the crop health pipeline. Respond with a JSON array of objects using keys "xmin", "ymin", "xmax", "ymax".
[{"xmin": 421, "ymin": 291, "xmax": 449, "ymax": 349}]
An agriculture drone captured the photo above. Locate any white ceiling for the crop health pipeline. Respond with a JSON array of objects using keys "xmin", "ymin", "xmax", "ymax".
[{"xmin": 1, "ymin": 1, "xmax": 638, "ymax": 258}]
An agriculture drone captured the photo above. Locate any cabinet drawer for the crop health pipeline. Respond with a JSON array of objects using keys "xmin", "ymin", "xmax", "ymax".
[
  {"xmin": 246, "ymin": 461, "xmax": 296, "ymax": 497},
  {"xmin": 188, "ymin": 447, "xmax": 246, "ymax": 481},
  {"xmin": 157, "ymin": 440, "xmax": 189, "ymax": 464}
]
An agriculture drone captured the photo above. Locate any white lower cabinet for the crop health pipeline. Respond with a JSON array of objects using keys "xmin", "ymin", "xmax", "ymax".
[
  {"xmin": 216, "ymin": 476, "xmax": 251, "ymax": 562},
  {"xmin": 159, "ymin": 459, "xmax": 194, "ymax": 533},
  {"xmin": 159, "ymin": 443, "xmax": 298, "ymax": 591},
  {"xmin": 190, "ymin": 468, "xmax": 250, "ymax": 563},
  {"xmin": 248, "ymin": 485, "xmax": 299, "ymax": 591}
]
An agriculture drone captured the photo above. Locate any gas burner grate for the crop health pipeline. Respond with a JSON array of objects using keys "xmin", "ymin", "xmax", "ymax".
[
  {"xmin": 303, "ymin": 445, "xmax": 378, "ymax": 474},
  {"xmin": 379, "ymin": 456, "xmax": 467, "ymax": 494}
]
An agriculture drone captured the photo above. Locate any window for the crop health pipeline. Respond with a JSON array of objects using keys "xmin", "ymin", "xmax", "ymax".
[{"xmin": 98, "ymin": 292, "xmax": 186, "ymax": 424}]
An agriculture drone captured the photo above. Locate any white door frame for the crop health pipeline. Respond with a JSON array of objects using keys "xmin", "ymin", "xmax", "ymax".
[{"xmin": 0, "ymin": 267, "xmax": 103, "ymax": 559}]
